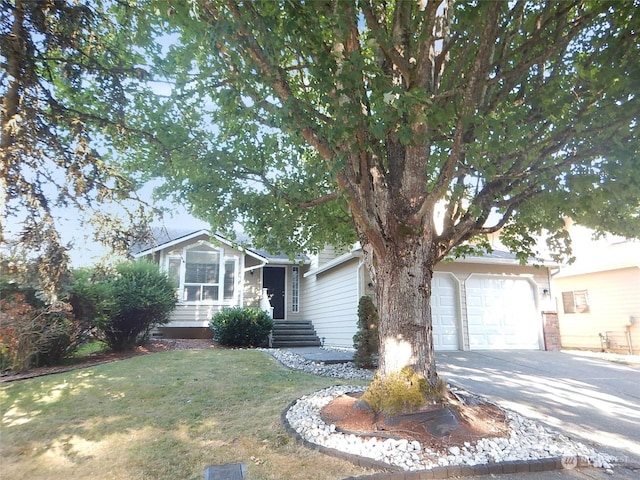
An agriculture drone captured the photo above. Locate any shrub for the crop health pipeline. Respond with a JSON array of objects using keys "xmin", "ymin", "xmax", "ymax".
[
  {"xmin": 210, "ymin": 307, "xmax": 273, "ymax": 347},
  {"xmin": 68, "ymin": 261, "xmax": 177, "ymax": 352},
  {"xmin": 361, "ymin": 367, "xmax": 447, "ymax": 420},
  {"xmin": 353, "ymin": 295, "xmax": 379, "ymax": 368},
  {"xmin": 0, "ymin": 293, "xmax": 87, "ymax": 371}
]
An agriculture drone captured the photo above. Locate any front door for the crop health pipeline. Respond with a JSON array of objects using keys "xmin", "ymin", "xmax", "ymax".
[{"xmin": 263, "ymin": 267, "xmax": 285, "ymax": 319}]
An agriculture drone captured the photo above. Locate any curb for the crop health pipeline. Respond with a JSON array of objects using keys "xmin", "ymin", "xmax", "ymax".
[{"xmin": 281, "ymin": 400, "xmax": 576, "ymax": 479}]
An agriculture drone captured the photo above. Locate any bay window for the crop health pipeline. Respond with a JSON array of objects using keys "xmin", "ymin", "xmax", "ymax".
[{"xmin": 167, "ymin": 243, "xmax": 238, "ymax": 304}]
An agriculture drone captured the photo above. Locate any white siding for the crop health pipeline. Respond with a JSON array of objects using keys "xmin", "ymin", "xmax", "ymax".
[
  {"xmin": 303, "ymin": 258, "xmax": 360, "ymax": 348},
  {"xmin": 167, "ymin": 304, "xmax": 216, "ymax": 327},
  {"xmin": 304, "ymin": 258, "xmax": 551, "ymax": 351}
]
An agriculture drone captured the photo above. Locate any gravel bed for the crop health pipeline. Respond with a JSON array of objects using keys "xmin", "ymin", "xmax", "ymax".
[{"xmin": 261, "ymin": 348, "xmax": 617, "ymax": 473}]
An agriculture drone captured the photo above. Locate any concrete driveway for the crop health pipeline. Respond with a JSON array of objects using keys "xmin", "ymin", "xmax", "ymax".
[{"xmin": 435, "ymin": 350, "xmax": 640, "ymax": 467}]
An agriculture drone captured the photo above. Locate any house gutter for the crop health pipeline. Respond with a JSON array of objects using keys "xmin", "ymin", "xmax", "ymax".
[
  {"xmin": 304, "ymin": 249, "xmax": 363, "ymax": 278},
  {"xmin": 243, "ymin": 259, "xmax": 268, "ymax": 274}
]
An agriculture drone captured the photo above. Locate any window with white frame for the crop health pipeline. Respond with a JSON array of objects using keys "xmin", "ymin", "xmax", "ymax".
[
  {"xmin": 561, "ymin": 290, "xmax": 590, "ymax": 314},
  {"xmin": 184, "ymin": 247, "xmax": 220, "ymax": 301},
  {"xmin": 291, "ymin": 266, "xmax": 300, "ymax": 313},
  {"xmin": 223, "ymin": 258, "xmax": 236, "ymax": 301},
  {"xmin": 169, "ymin": 244, "xmax": 238, "ymax": 304}
]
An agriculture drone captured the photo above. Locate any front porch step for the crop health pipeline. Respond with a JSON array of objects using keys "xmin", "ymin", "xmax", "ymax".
[{"xmin": 271, "ymin": 320, "xmax": 321, "ymax": 348}]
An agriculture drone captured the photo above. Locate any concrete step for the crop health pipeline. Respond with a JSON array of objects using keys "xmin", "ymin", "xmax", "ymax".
[
  {"xmin": 272, "ymin": 328, "xmax": 319, "ymax": 335},
  {"xmin": 272, "ymin": 339, "xmax": 322, "ymax": 348},
  {"xmin": 271, "ymin": 320, "xmax": 321, "ymax": 348}
]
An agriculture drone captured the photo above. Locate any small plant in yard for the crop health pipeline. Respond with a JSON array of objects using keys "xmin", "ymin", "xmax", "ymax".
[
  {"xmin": 210, "ymin": 307, "xmax": 273, "ymax": 347},
  {"xmin": 353, "ymin": 295, "xmax": 379, "ymax": 369},
  {"xmin": 68, "ymin": 260, "xmax": 177, "ymax": 351},
  {"xmin": 361, "ymin": 366, "xmax": 448, "ymax": 420}
]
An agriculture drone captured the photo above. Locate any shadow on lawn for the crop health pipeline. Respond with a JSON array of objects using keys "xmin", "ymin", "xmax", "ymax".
[{"xmin": 1, "ymin": 349, "xmax": 364, "ymax": 480}]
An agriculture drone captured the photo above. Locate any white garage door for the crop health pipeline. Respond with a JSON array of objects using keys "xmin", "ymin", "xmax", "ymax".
[
  {"xmin": 432, "ymin": 273, "xmax": 460, "ymax": 350},
  {"xmin": 466, "ymin": 275, "xmax": 541, "ymax": 350}
]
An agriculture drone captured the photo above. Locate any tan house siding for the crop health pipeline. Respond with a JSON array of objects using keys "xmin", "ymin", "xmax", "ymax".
[
  {"xmin": 243, "ymin": 269, "xmax": 262, "ymax": 308},
  {"xmin": 303, "ymin": 258, "xmax": 360, "ymax": 347},
  {"xmin": 554, "ymin": 267, "xmax": 640, "ymax": 353}
]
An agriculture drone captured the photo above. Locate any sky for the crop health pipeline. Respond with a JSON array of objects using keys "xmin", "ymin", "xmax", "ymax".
[{"xmin": 3, "ymin": 180, "xmax": 210, "ymax": 268}]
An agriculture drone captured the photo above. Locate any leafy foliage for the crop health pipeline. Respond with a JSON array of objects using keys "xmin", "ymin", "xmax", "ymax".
[
  {"xmin": 361, "ymin": 367, "xmax": 447, "ymax": 419},
  {"xmin": 0, "ymin": 284, "xmax": 88, "ymax": 372},
  {"xmin": 210, "ymin": 307, "xmax": 274, "ymax": 347},
  {"xmin": 68, "ymin": 261, "xmax": 177, "ymax": 351},
  {"xmin": 137, "ymin": 1, "xmax": 639, "ymax": 260},
  {"xmin": 1, "ymin": 0, "xmax": 160, "ymax": 294},
  {"xmin": 128, "ymin": 0, "xmax": 639, "ymax": 386},
  {"xmin": 353, "ymin": 296, "xmax": 379, "ymax": 369}
]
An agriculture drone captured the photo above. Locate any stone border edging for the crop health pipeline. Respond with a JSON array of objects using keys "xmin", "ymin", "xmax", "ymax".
[
  {"xmin": 281, "ymin": 399, "xmax": 574, "ymax": 479},
  {"xmin": 281, "ymin": 399, "xmax": 403, "ymax": 473}
]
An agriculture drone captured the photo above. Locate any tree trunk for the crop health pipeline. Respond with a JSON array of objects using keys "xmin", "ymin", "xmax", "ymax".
[{"xmin": 361, "ymin": 235, "xmax": 439, "ymax": 386}]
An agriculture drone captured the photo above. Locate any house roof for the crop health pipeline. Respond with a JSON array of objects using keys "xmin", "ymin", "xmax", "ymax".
[
  {"xmin": 132, "ymin": 227, "xmax": 309, "ymax": 264},
  {"xmin": 304, "ymin": 245, "xmax": 555, "ymax": 278},
  {"xmin": 450, "ymin": 249, "xmax": 556, "ymax": 267}
]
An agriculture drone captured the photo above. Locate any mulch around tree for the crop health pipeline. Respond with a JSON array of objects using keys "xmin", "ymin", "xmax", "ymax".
[{"xmin": 321, "ymin": 391, "xmax": 510, "ymax": 453}]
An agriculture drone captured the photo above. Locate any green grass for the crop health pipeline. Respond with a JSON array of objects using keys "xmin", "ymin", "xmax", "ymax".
[
  {"xmin": 0, "ymin": 349, "xmax": 371, "ymax": 480},
  {"xmin": 70, "ymin": 341, "xmax": 108, "ymax": 357}
]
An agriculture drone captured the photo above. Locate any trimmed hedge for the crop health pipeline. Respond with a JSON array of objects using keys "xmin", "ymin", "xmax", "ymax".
[{"xmin": 210, "ymin": 308, "xmax": 273, "ymax": 347}]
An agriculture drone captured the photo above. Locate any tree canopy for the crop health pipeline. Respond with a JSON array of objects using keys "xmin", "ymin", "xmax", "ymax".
[
  {"xmin": 1, "ymin": 0, "xmax": 160, "ymax": 293},
  {"xmin": 3, "ymin": 0, "xmax": 638, "ymax": 392},
  {"xmin": 130, "ymin": 0, "xmax": 639, "ymax": 387},
  {"xmin": 136, "ymin": 0, "xmax": 639, "ymax": 262}
]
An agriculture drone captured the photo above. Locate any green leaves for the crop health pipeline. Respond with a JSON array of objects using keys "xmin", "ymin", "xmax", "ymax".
[{"xmin": 107, "ymin": 1, "xmax": 640, "ymax": 262}]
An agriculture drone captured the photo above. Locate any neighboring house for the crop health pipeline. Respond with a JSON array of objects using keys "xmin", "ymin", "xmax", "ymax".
[
  {"xmin": 134, "ymin": 228, "xmax": 557, "ymax": 350},
  {"xmin": 552, "ymin": 225, "xmax": 640, "ymax": 354}
]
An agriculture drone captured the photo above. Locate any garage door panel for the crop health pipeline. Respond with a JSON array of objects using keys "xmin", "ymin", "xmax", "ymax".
[
  {"xmin": 466, "ymin": 276, "xmax": 540, "ymax": 350},
  {"xmin": 432, "ymin": 273, "xmax": 460, "ymax": 351}
]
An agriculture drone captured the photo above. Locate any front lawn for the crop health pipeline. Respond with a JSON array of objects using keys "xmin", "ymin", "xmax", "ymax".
[{"xmin": 0, "ymin": 348, "xmax": 370, "ymax": 480}]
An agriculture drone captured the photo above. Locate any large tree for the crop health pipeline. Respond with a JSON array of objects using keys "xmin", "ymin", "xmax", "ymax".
[
  {"xmin": 135, "ymin": 1, "xmax": 638, "ymax": 390},
  {"xmin": 1, "ymin": 0, "xmax": 161, "ymax": 293}
]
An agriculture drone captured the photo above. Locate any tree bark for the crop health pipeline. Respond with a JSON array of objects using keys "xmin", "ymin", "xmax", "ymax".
[{"xmin": 360, "ymin": 232, "xmax": 439, "ymax": 386}]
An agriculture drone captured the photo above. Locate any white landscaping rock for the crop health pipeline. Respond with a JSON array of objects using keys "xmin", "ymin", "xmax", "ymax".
[{"xmin": 264, "ymin": 349, "xmax": 618, "ymax": 472}]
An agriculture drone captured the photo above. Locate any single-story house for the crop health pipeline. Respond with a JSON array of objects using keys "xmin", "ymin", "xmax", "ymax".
[
  {"xmin": 133, "ymin": 228, "xmax": 558, "ymax": 350},
  {"xmin": 552, "ymin": 230, "xmax": 640, "ymax": 354},
  {"xmin": 132, "ymin": 228, "xmax": 309, "ymax": 338}
]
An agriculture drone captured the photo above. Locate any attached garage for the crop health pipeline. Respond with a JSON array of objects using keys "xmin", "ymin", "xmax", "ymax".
[
  {"xmin": 466, "ymin": 275, "xmax": 542, "ymax": 350},
  {"xmin": 304, "ymin": 246, "xmax": 553, "ymax": 350},
  {"xmin": 432, "ymin": 273, "xmax": 460, "ymax": 350}
]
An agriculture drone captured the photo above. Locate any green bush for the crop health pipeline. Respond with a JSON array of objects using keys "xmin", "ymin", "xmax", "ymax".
[
  {"xmin": 210, "ymin": 308, "xmax": 273, "ymax": 347},
  {"xmin": 68, "ymin": 261, "xmax": 177, "ymax": 352},
  {"xmin": 353, "ymin": 295, "xmax": 379, "ymax": 368}
]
